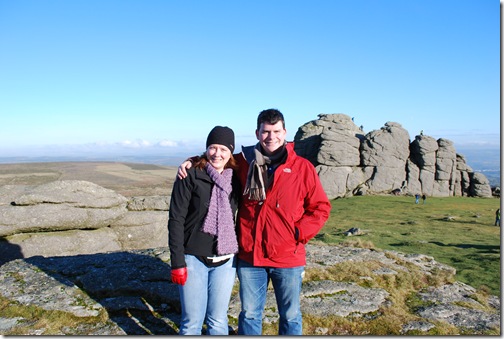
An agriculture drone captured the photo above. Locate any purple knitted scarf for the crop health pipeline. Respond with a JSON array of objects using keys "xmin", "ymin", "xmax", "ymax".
[{"xmin": 201, "ymin": 163, "xmax": 238, "ymax": 255}]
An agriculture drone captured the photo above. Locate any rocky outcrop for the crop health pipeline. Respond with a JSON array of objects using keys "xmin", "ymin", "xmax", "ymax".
[
  {"xmin": 294, "ymin": 114, "xmax": 493, "ymax": 199},
  {"xmin": 0, "ymin": 244, "xmax": 499, "ymax": 335},
  {"xmin": 0, "ymin": 180, "xmax": 169, "ymax": 262}
]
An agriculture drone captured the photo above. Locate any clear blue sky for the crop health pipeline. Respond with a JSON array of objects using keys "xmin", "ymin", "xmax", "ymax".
[{"xmin": 0, "ymin": 0, "xmax": 500, "ymax": 158}]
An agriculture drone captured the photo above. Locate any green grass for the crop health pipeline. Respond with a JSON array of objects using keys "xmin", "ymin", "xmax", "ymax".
[{"xmin": 318, "ymin": 195, "xmax": 501, "ymax": 296}]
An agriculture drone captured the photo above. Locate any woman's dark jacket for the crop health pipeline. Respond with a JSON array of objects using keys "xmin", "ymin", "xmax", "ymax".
[{"xmin": 168, "ymin": 166, "xmax": 240, "ymax": 269}]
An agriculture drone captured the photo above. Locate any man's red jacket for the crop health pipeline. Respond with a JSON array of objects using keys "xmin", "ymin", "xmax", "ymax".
[{"xmin": 235, "ymin": 142, "xmax": 331, "ymax": 267}]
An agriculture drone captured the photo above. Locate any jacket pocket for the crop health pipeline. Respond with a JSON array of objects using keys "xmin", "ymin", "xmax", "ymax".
[{"xmin": 262, "ymin": 202, "xmax": 297, "ymax": 259}]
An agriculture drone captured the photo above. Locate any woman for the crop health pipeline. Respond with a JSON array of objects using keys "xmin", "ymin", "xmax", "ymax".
[{"xmin": 168, "ymin": 126, "xmax": 240, "ymax": 335}]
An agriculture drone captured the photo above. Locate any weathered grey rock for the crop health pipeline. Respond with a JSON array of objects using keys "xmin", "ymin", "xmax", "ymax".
[
  {"xmin": 419, "ymin": 167, "xmax": 436, "ymax": 196},
  {"xmin": 317, "ymin": 114, "xmax": 363, "ymax": 167},
  {"xmin": 5, "ymin": 228, "xmax": 122, "ymax": 258},
  {"xmin": 361, "ymin": 122, "xmax": 410, "ymax": 168},
  {"xmin": 293, "ymin": 119, "xmax": 325, "ymax": 164},
  {"xmin": 12, "ymin": 180, "xmax": 128, "ymax": 208},
  {"xmin": 430, "ymin": 138, "xmax": 458, "ymax": 197},
  {"xmin": 458, "ymin": 166, "xmax": 472, "ymax": 196},
  {"xmin": 317, "ymin": 165, "xmax": 352, "ymax": 199},
  {"xmin": 294, "ymin": 114, "xmax": 493, "ymax": 198},
  {"xmin": 111, "ymin": 211, "xmax": 168, "ymax": 249},
  {"xmin": 0, "ymin": 204, "xmax": 127, "ymax": 237},
  {"xmin": 127, "ymin": 196, "xmax": 170, "ymax": 211},
  {"xmin": 294, "ymin": 114, "xmax": 365, "ymax": 167},
  {"xmin": 0, "ymin": 185, "xmax": 31, "ymax": 206},
  {"xmin": 436, "ymin": 138, "xmax": 457, "ymax": 181},
  {"xmin": 304, "ymin": 244, "xmax": 456, "ymax": 278},
  {"xmin": 318, "ymin": 138, "xmax": 360, "ymax": 167},
  {"xmin": 0, "ymin": 259, "xmax": 104, "ymax": 317},
  {"xmin": 471, "ymin": 172, "xmax": 493, "ymax": 197},
  {"xmin": 410, "ymin": 135, "xmax": 439, "ymax": 168},
  {"xmin": 401, "ymin": 321, "xmax": 435, "ymax": 334},
  {"xmin": 0, "ymin": 180, "xmax": 129, "ymax": 237},
  {"xmin": 0, "ymin": 180, "xmax": 170, "ymax": 259},
  {"xmin": 418, "ymin": 304, "xmax": 500, "ymax": 331},
  {"xmin": 394, "ymin": 252, "xmax": 456, "ymax": 277},
  {"xmin": 301, "ymin": 280, "xmax": 390, "ymax": 317},
  {"xmin": 406, "ymin": 159, "xmax": 422, "ymax": 195},
  {"xmin": 0, "ymin": 244, "xmax": 498, "ymax": 335},
  {"xmin": 347, "ymin": 166, "xmax": 374, "ymax": 195},
  {"xmin": 367, "ymin": 165, "xmax": 407, "ymax": 193}
]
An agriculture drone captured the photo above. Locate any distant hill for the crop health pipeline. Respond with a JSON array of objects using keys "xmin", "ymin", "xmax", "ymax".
[
  {"xmin": 0, "ymin": 155, "xmax": 188, "ymax": 167},
  {"xmin": 0, "ymin": 147, "xmax": 499, "ymax": 188}
]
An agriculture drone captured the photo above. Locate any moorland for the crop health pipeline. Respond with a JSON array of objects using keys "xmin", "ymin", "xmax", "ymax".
[{"xmin": 0, "ymin": 161, "xmax": 500, "ymax": 296}]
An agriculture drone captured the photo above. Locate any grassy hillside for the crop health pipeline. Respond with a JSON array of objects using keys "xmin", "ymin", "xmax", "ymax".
[{"xmin": 319, "ymin": 195, "xmax": 501, "ymax": 296}]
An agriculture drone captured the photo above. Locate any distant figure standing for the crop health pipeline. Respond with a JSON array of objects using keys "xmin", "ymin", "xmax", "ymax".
[
  {"xmin": 422, "ymin": 194, "xmax": 426, "ymax": 204},
  {"xmin": 495, "ymin": 209, "xmax": 500, "ymax": 226},
  {"xmin": 420, "ymin": 130, "xmax": 423, "ymax": 136},
  {"xmin": 415, "ymin": 194, "xmax": 420, "ymax": 204}
]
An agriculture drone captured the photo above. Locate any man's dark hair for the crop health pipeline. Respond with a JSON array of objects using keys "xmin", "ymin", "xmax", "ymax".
[{"xmin": 257, "ymin": 108, "xmax": 285, "ymax": 130}]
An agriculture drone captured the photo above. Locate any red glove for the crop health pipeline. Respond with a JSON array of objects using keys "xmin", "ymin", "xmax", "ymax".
[{"xmin": 171, "ymin": 267, "xmax": 188, "ymax": 285}]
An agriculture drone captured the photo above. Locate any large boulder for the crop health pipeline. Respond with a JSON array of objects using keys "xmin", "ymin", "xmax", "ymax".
[
  {"xmin": 0, "ymin": 180, "xmax": 169, "ymax": 260},
  {"xmin": 294, "ymin": 113, "xmax": 365, "ymax": 166},
  {"xmin": 361, "ymin": 122, "xmax": 411, "ymax": 168},
  {"xmin": 294, "ymin": 114, "xmax": 493, "ymax": 198},
  {"xmin": 0, "ymin": 181, "xmax": 128, "ymax": 237},
  {"xmin": 470, "ymin": 172, "xmax": 493, "ymax": 197}
]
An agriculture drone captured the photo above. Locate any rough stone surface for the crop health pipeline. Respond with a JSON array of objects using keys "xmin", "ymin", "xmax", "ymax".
[
  {"xmin": 294, "ymin": 114, "xmax": 493, "ymax": 198},
  {"xmin": 11, "ymin": 180, "xmax": 128, "ymax": 208},
  {"xmin": 0, "ymin": 180, "xmax": 169, "ymax": 261},
  {"xmin": 0, "ymin": 204, "xmax": 127, "ymax": 236},
  {"xmin": 127, "ymin": 196, "xmax": 170, "ymax": 211},
  {"xmin": 5, "ymin": 227, "xmax": 122, "ymax": 258},
  {"xmin": 0, "ymin": 244, "xmax": 499, "ymax": 335}
]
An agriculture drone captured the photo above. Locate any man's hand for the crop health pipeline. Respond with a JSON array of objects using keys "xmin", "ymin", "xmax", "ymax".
[
  {"xmin": 177, "ymin": 160, "xmax": 193, "ymax": 179},
  {"xmin": 171, "ymin": 267, "xmax": 188, "ymax": 285}
]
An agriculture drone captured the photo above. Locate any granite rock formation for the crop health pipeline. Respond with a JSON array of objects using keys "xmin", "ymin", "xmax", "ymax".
[
  {"xmin": 294, "ymin": 113, "xmax": 492, "ymax": 199},
  {"xmin": 0, "ymin": 180, "xmax": 169, "ymax": 261}
]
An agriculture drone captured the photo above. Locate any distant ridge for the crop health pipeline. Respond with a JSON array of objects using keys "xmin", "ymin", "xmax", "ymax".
[{"xmin": 0, "ymin": 155, "xmax": 187, "ymax": 167}]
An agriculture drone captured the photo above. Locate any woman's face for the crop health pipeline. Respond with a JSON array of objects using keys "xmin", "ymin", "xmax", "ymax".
[{"xmin": 206, "ymin": 144, "xmax": 231, "ymax": 172}]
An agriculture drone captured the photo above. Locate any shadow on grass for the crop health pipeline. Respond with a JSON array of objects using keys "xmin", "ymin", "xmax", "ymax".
[
  {"xmin": 25, "ymin": 251, "xmax": 180, "ymax": 335},
  {"xmin": 434, "ymin": 217, "xmax": 495, "ymax": 226},
  {"xmin": 428, "ymin": 241, "xmax": 500, "ymax": 254}
]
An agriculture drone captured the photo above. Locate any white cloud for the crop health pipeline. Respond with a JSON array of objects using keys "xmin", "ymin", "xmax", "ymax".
[
  {"xmin": 119, "ymin": 139, "xmax": 151, "ymax": 148},
  {"xmin": 158, "ymin": 140, "xmax": 178, "ymax": 147}
]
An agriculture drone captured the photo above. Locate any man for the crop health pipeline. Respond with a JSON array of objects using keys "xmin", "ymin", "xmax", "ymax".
[{"xmin": 178, "ymin": 109, "xmax": 331, "ymax": 335}]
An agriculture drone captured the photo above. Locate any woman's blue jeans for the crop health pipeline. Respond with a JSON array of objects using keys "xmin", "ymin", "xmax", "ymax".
[
  {"xmin": 178, "ymin": 254, "xmax": 236, "ymax": 335},
  {"xmin": 236, "ymin": 258, "xmax": 304, "ymax": 335}
]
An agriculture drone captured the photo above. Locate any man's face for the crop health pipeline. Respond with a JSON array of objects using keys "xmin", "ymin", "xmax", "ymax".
[{"xmin": 256, "ymin": 121, "xmax": 286, "ymax": 155}]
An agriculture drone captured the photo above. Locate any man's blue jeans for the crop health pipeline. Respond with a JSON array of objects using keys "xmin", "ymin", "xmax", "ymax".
[
  {"xmin": 237, "ymin": 258, "xmax": 304, "ymax": 335},
  {"xmin": 178, "ymin": 254, "xmax": 236, "ymax": 335}
]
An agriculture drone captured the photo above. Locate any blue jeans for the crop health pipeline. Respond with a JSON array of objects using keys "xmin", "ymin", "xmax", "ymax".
[
  {"xmin": 178, "ymin": 254, "xmax": 236, "ymax": 335},
  {"xmin": 237, "ymin": 259, "xmax": 304, "ymax": 335}
]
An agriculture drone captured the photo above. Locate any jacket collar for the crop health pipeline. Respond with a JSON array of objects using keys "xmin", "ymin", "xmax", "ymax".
[{"xmin": 241, "ymin": 142, "xmax": 296, "ymax": 164}]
